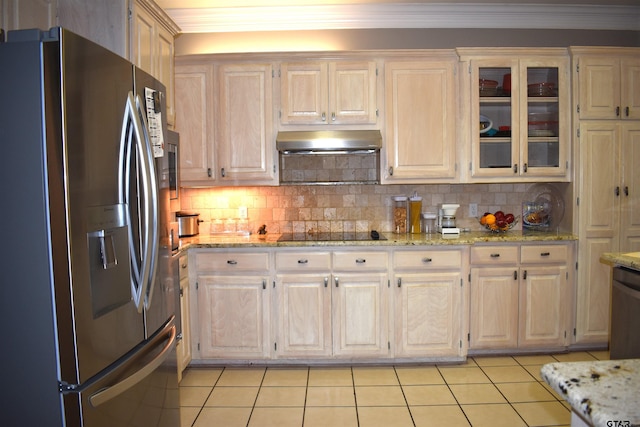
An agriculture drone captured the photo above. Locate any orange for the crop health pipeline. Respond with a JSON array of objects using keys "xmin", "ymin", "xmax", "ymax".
[
  {"xmin": 484, "ymin": 214, "xmax": 496, "ymax": 225},
  {"xmin": 480, "ymin": 215, "xmax": 487, "ymax": 225}
]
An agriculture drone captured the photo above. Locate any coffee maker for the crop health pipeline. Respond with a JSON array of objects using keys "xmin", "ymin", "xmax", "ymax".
[{"xmin": 437, "ymin": 204, "xmax": 460, "ymax": 235}]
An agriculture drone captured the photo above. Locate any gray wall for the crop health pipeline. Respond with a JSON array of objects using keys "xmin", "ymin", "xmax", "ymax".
[{"xmin": 175, "ymin": 28, "xmax": 640, "ymax": 55}]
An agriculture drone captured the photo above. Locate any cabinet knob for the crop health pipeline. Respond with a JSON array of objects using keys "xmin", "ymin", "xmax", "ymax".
[
  {"xmin": 321, "ymin": 112, "xmax": 326, "ymax": 121},
  {"xmin": 513, "ymin": 164, "xmax": 518, "ymax": 174},
  {"xmin": 221, "ymin": 167, "xmax": 226, "ymax": 178},
  {"xmin": 397, "ymin": 278, "xmax": 402, "ymax": 288},
  {"xmin": 616, "ymin": 106, "xmax": 620, "ymax": 117},
  {"xmin": 335, "ymin": 277, "xmax": 339, "ymax": 287},
  {"xmin": 626, "ymin": 106, "xmax": 630, "ymax": 117},
  {"xmin": 490, "ymin": 253, "xmax": 501, "ymax": 258},
  {"xmin": 355, "ymin": 258, "xmax": 366, "ymax": 264},
  {"xmin": 298, "ymin": 259, "xmax": 309, "ymax": 264},
  {"xmin": 624, "ymin": 186, "xmax": 629, "ymax": 197},
  {"xmin": 422, "ymin": 257, "xmax": 433, "ymax": 263},
  {"xmin": 227, "ymin": 260, "xmax": 238, "ymax": 265},
  {"xmin": 331, "ymin": 112, "xmax": 336, "ymax": 121},
  {"xmin": 388, "ymin": 166, "xmax": 394, "ymax": 176}
]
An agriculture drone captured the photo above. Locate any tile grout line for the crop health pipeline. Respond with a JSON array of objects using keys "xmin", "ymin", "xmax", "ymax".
[
  {"xmin": 244, "ymin": 367, "xmax": 267, "ymax": 427},
  {"xmin": 435, "ymin": 363, "xmax": 474, "ymax": 427},
  {"xmin": 392, "ymin": 365, "xmax": 417, "ymax": 427}
]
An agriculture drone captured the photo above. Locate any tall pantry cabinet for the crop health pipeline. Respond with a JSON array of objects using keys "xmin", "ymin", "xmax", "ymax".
[{"xmin": 571, "ymin": 47, "xmax": 640, "ymax": 345}]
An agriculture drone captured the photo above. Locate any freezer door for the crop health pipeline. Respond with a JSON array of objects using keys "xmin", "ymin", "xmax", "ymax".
[
  {"xmin": 46, "ymin": 28, "xmax": 146, "ymax": 385},
  {"xmin": 63, "ymin": 318, "xmax": 179, "ymax": 427}
]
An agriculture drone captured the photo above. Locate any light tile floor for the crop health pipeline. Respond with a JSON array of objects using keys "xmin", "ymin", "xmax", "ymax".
[{"xmin": 179, "ymin": 351, "xmax": 609, "ymax": 427}]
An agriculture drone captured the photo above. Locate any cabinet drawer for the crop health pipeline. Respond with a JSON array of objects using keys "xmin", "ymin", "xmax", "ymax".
[
  {"xmin": 179, "ymin": 254, "xmax": 189, "ymax": 279},
  {"xmin": 332, "ymin": 251, "xmax": 388, "ymax": 271},
  {"xmin": 520, "ymin": 244, "xmax": 568, "ymax": 264},
  {"xmin": 394, "ymin": 250, "xmax": 462, "ymax": 270},
  {"xmin": 194, "ymin": 251, "xmax": 270, "ymax": 272},
  {"xmin": 275, "ymin": 251, "xmax": 331, "ymax": 271},
  {"xmin": 470, "ymin": 246, "xmax": 518, "ymax": 265}
]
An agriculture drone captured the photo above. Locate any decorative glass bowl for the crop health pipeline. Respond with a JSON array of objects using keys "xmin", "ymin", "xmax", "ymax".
[{"xmin": 478, "ymin": 216, "xmax": 519, "ymax": 233}]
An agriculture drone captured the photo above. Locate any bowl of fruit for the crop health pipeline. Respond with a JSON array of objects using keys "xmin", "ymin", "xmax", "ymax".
[{"xmin": 479, "ymin": 211, "xmax": 518, "ymax": 232}]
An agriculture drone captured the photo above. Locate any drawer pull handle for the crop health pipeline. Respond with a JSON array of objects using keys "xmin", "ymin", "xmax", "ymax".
[
  {"xmin": 397, "ymin": 278, "xmax": 402, "ymax": 288},
  {"xmin": 355, "ymin": 258, "xmax": 366, "ymax": 264},
  {"xmin": 540, "ymin": 252, "xmax": 550, "ymax": 257},
  {"xmin": 422, "ymin": 257, "xmax": 433, "ymax": 263},
  {"xmin": 335, "ymin": 277, "xmax": 339, "ymax": 287},
  {"xmin": 324, "ymin": 277, "xmax": 328, "ymax": 288},
  {"xmin": 298, "ymin": 259, "xmax": 309, "ymax": 264},
  {"xmin": 490, "ymin": 253, "xmax": 500, "ymax": 258},
  {"xmin": 227, "ymin": 260, "xmax": 238, "ymax": 265}
]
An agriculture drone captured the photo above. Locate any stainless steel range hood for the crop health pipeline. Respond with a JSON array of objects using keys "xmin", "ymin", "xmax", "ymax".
[{"xmin": 276, "ymin": 130, "xmax": 382, "ymax": 154}]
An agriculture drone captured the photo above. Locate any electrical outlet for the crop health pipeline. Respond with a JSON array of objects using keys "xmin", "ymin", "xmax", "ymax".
[
  {"xmin": 469, "ymin": 203, "xmax": 478, "ymax": 218},
  {"xmin": 238, "ymin": 206, "xmax": 248, "ymax": 219}
]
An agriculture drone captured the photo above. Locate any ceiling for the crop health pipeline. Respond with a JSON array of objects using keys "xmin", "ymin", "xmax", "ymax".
[{"xmin": 157, "ymin": 1, "xmax": 640, "ymax": 33}]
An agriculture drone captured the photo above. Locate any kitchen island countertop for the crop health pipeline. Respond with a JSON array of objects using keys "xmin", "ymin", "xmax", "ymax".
[
  {"xmin": 600, "ymin": 252, "xmax": 640, "ymax": 272},
  {"xmin": 541, "ymin": 359, "xmax": 640, "ymax": 427},
  {"xmin": 178, "ymin": 230, "xmax": 576, "ymax": 250}
]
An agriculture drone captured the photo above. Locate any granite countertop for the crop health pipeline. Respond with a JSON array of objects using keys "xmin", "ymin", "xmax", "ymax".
[
  {"xmin": 177, "ymin": 230, "xmax": 576, "ymax": 250},
  {"xmin": 541, "ymin": 359, "xmax": 640, "ymax": 427},
  {"xmin": 600, "ymin": 252, "xmax": 640, "ymax": 271}
]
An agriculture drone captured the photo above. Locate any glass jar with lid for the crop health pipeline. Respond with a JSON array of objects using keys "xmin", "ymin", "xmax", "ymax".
[{"xmin": 393, "ymin": 196, "xmax": 408, "ymax": 234}]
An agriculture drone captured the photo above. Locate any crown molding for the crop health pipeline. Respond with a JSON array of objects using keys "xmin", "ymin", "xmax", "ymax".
[{"xmin": 165, "ymin": 3, "xmax": 640, "ymax": 33}]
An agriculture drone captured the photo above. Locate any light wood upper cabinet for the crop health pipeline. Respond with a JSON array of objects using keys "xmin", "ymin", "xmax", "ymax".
[
  {"xmin": 383, "ymin": 56, "xmax": 458, "ymax": 183},
  {"xmin": 280, "ymin": 61, "xmax": 377, "ymax": 125},
  {"xmin": 174, "ymin": 63, "xmax": 215, "ymax": 184},
  {"xmin": 458, "ymin": 49, "xmax": 571, "ymax": 181},
  {"xmin": 130, "ymin": 0, "xmax": 179, "ymax": 126},
  {"xmin": 572, "ymin": 48, "xmax": 640, "ymax": 120},
  {"xmin": 217, "ymin": 63, "xmax": 278, "ymax": 185},
  {"xmin": 2, "ymin": 0, "xmax": 57, "ymax": 33}
]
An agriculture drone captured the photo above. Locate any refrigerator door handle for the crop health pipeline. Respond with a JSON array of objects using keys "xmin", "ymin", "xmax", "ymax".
[
  {"xmin": 134, "ymin": 93, "xmax": 159, "ymax": 310},
  {"xmin": 118, "ymin": 92, "xmax": 159, "ymax": 313},
  {"xmin": 88, "ymin": 322, "xmax": 176, "ymax": 407}
]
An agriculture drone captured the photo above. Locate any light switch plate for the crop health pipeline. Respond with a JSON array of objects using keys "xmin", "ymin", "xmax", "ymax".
[{"xmin": 238, "ymin": 206, "xmax": 248, "ymax": 219}]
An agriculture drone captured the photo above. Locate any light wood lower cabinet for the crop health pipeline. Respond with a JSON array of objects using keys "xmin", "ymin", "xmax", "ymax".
[
  {"xmin": 188, "ymin": 243, "xmax": 572, "ymax": 362},
  {"xmin": 469, "ymin": 243, "xmax": 573, "ymax": 351},
  {"xmin": 191, "ymin": 250, "xmax": 271, "ymax": 360},
  {"xmin": 273, "ymin": 250, "xmax": 389, "ymax": 359},
  {"xmin": 176, "ymin": 254, "xmax": 191, "ymax": 381},
  {"xmin": 332, "ymin": 272, "xmax": 389, "ymax": 357},
  {"xmin": 392, "ymin": 248, "xmax": 467, "ymax": 358}
]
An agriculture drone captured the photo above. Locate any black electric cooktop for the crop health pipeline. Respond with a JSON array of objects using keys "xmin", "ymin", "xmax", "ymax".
[{"xmin": 277, "ymin": 230, "xmax": 386, "ymax": 242}]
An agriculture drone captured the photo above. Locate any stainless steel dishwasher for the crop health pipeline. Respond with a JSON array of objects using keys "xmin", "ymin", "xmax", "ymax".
[{"xmin": 610, "ymin": 266, "xmax": 640, "ymax": 359}]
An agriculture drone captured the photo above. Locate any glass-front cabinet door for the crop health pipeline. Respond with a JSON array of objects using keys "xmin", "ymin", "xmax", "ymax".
[{"xmin": 462, "ymin": 50, "xmax": 570, "ymax": 181}]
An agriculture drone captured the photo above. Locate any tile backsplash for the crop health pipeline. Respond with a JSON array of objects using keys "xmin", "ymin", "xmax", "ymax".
[{"xmin": 179, "ymin": 182, "xmax": 569, "ymax": 236}]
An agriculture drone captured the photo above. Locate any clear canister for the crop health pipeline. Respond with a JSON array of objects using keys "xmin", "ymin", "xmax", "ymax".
[
  {"xmin": 422, "ymin": 212, "xmax": 437, "ymax": 234},
  {"xmin": 393, "ymin": 196, "xmax": 408, "ymax": 233},
  {"xmin": 409, "ymin": 196, "xmax": 423, "ymax": 233}
]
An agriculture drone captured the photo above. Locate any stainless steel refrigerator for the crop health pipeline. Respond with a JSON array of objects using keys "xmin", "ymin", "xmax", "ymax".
[{"xmin": 0, "ymin": 27, "xmax": 180, "ymax": 426}]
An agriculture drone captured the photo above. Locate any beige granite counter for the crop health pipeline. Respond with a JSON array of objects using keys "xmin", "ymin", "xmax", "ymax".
[
  {"xmin": 178, "ymin": 230, "xmax": 576, "ymax": 251},
  {"xmin": 600, "ymin": 252, "xmax": 640, "ymax": 272},
  {"xmin": 541, "ymin": 359, "xmax": 640, "ymax": 427}
]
